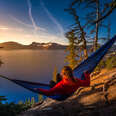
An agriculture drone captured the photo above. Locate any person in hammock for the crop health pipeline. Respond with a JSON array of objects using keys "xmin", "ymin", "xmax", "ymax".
[
  {"xmin": 36, "ymin": 66, "xmax": 90, "ymax": 96},
  {"xmin": 49, "ymin": 73, "xmax": 62, "ymax": 88}
]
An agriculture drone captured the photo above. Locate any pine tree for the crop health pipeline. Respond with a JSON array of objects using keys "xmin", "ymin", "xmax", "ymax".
[
  {"xmin": 64, "ymin": 2, "xmax": 89, "ymax": 68},
  {"xmin": 65, "ymin": 30, "xmax": 80, "ymax": 69},
  {"xmin": 77, "ymin": 0, "xmax": 102, "ymax": 51},
  {"xmin": 38, "ymin": 94, "xmax": 43, "ymax": 103},
  {"xmin": 65, "ymin": 7, "xmax": 88, "ymax": 59},
  {"xmin": 71, "ymin": 0, "xmax": 112, "ymax": 51},
  {"xmin": 31, "ymin": 97, "xmax": 35, "ymax": 105},
  {"xmin": 52, "ymin": 67, "xmax": 58, "ymax": 82}
]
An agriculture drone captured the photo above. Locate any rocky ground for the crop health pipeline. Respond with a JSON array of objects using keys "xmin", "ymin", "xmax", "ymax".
[{"xmin": 19, "ymin": 68, "xmax": 116, "ymax": 116}]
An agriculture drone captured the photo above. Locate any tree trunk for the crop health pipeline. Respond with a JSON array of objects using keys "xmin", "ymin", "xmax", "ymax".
[
  {"xmin": 82, "ymin": 33, "xmax": 88, "ymax": 59},
  {"xmin": 107, "ymin": 19, "xmax": 111, "ymax": 40},
  {"xmin": 73, "ymin": 11, "xmax": 88, "ymax": 59},
  {"xmin": 94, "ymin": 0, "xmax": 99, "ymax": 51}
]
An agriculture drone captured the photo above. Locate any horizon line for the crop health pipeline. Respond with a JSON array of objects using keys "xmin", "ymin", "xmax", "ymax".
[{"xmin": 0, "ymin": 40, "xmax": 68, "ymax": 46}]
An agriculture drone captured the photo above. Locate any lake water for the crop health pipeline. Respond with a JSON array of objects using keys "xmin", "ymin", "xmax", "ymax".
[{"xmin": 0, "ymin": 50, "xmax": 67, "ymax": 103}]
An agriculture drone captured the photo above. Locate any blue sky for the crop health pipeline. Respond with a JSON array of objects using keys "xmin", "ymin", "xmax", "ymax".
[{"xmin": 0, "ymin": 0, "xmax": 116, "ymax": 45}]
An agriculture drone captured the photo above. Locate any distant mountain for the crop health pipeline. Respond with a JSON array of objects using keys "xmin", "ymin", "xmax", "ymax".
[
  {"xmin": 0, "ymin": 41, "xmax": 67, "ymax": 50},
  {"xmin": 0, "ymin": 41, "xmax": 115, "ymax": 51},
  {"xmin": 0, "ymin": 42, "xmax": 27, "ymax": 49},
  {"xmin": 29, "ymin": 42, "xmax": 67, "ymax": 49}
]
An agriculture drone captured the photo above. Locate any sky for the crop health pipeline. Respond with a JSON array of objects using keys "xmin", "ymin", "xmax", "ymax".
[{"xmin": 0, "ymin": 0, "xmax": 116, "ymax": 45}]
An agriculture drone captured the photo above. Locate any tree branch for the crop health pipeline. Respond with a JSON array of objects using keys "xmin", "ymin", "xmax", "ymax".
[{"xmin": 93, "ymin": 5, "xmax": 116, "ymax": 24}]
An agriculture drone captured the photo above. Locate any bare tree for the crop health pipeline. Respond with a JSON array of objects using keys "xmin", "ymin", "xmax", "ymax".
[{"xmin": 94, "ymin": 0, "xmax": 116, "ymax": 23}]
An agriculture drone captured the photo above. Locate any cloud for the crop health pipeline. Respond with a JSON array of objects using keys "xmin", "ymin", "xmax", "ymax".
[
  {"xmin": 27, "ymin": 0, "xmax": 38, "ymax": 31},
  {"xmin": 10, "ymin": 16, "xmax": 33, "ymax": 28},
  {"xmin": 0, "ymin": 0, "xmax": 67, "ymax": 45},
  {"xmin": 24, "ymin": 34, "xmax": 34, "ymax": 38},
  {"xmin": 27, "ymin": 0, "xmax": 47, "ymax": 35},
  {"xmin": 40, "ymin": 0, "xmax": 64, "ymax": 37},
  {"xmin": 0, "ymin": 26, "xmax": 23, "ymax": 32},
  {"xmin": 10, "ymin": 15, "xmax": 46, "ymax": 32},
  {"xmin": 0, "ymin": 26, "xmax": 9, "ymax": 30}
]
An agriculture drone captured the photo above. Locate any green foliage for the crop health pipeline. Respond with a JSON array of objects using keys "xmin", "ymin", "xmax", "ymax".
[
  {"xmin": 23, "ymin": 98, "xmax": 31, "ymax": 109},
  {"xmin": 65, "ymin": 30, "xmax": 81, "ymax": 69},
  {"xmin": 38, "ymin": 94, "xmax": 44, "ymax": 103},
  {"xmin": 24, "ymin": 97, "xmax": 35, "ymax": 108},
  {"xmin": 0, "ymin": 102, "xmax": 30, "ymax": 116},
  {"xmin": 64, "ymin": 0, "xmax": 114, "ymax": 69},
  {"xmin": 95, "ymin": 53, "xmax": 116, "ymax": 71},
  {"xmin": 31, "ymin": 97, "xmax": 35, "ymax": 105},
  {"xmin": 0, "ymin": 96, "xmax": 7, "ymax": 104},
  {"xmin": 0, "ymin": 96, "xmax": 36, "ymax": 116},
  {"xmin": 95, "ymin": 59, "xmax": 106, "ymax": 72},
  {"xmin": 0, "ymin": 96, "xmax": 28, "ymax": 116},
  {"xmin": 105, "ymin": 54, "xmax": 116, "ymax": 69}
]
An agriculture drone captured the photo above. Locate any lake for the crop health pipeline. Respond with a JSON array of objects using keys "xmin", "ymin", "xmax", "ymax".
[{"xmin": 0, "ymin": 50, "xmax": 67, "ymax": 103}]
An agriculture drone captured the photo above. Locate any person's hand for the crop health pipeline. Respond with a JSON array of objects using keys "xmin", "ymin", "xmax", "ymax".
[
  {"xmin": 84, "ymin": 70, "xmax": 90, "ymax": 74},
  {"xmin": 84, "ymin": 71, "xmax": 90, "ymax": 78}
]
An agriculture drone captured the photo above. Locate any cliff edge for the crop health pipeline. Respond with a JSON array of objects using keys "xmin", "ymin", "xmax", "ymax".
[{"xmin": 19, "ymin": 69, "xmax": 116, "ymax": 116}]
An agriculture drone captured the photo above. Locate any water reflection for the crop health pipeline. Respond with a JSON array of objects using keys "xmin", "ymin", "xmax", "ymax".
[{"xmin": 0, "ymin": 50, "xmax": 66, "ymax": 103}]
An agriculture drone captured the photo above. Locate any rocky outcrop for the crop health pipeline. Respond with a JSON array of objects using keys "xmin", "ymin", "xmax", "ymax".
[{"xmin": 19, "ymin": 69, "xmax": 116, "ymax": 116}]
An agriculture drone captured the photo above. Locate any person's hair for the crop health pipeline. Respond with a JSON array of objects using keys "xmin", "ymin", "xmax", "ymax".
[
  {"xmin": 56, "ymin": 73, "xmax": 62, "ymax": 83},
  {"xmin": 62, "ymin": 66, "xmax": 76, "ymax": 82}
]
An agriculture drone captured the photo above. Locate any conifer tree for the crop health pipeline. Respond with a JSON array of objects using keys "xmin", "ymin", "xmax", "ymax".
[
  {"xmin": 52, "ymin": 67, "xmax": 58, "ymax": 81},
  {"xmin": 65, "ymin": 30, "xmax": 80, "ymax": 69},
  {"xmin": 38, "ymin": 94, "xmax": 43, "ymax": 103},
  {"xmin": 65, "ymin": 3, "xmax": 88, "ymax": 68},
  {"xmin": 31, "ymin": 97, "xmax": 35, "ymax": 105},
  {"xmin": 66, "ymin": 7, "xmax": 88, "ymax": 59}
]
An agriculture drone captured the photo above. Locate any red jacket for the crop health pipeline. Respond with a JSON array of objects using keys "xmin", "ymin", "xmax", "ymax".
[{"xmin": 39, "ymin": 72, "xmax": 90, "ymax": 96}]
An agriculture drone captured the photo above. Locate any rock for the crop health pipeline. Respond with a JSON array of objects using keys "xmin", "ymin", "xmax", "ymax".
[{"xmin": 19, "ymin": 69, "xmax": 116, "ymax": 116}]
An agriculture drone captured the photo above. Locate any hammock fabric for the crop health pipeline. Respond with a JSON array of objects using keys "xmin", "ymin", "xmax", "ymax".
[{"xmin": 0, "ymin": 35, "xmax": 116, "ymax": 101}]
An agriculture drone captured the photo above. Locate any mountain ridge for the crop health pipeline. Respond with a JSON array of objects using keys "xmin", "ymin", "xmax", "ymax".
[
  {"xmin": 0, "ymin": 41, "xmax": 116, "ymax": 50},
  {"xmin": 0, "ymin": 41, "xmax": 67, "ymax": 50}
]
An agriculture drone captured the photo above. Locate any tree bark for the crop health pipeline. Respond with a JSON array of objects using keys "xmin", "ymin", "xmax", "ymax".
[
  {"xmin": 72, "ymin": 8, "xmax": 88, "ymax": 59},
  {"xmin": 94, "ymin": 0, "xmax": 100, "ymax": 51}
]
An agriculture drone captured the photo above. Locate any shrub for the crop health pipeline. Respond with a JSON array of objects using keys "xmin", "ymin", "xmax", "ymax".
[
  {"xmin": 0, "ymin": 96, "xmax": 35, "ymax": 116},
  {"xmin": 94, "ymin": 52, "xmax": 116, "ymax": 72},
  {"xmin": 105, "ymin": 55, "xmax": 116, "ymax": 69}
]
